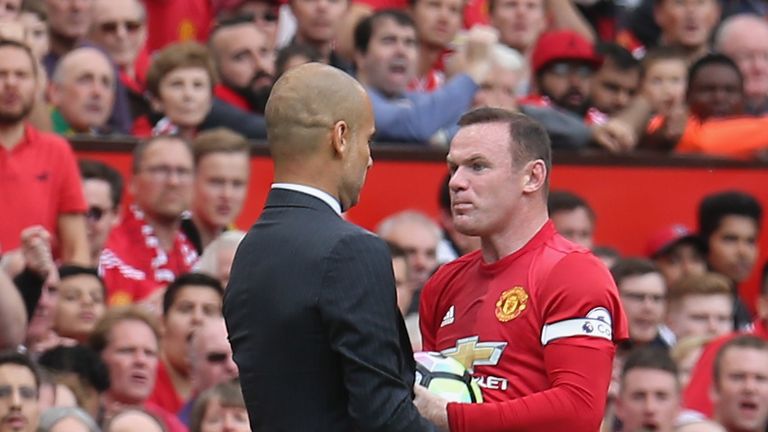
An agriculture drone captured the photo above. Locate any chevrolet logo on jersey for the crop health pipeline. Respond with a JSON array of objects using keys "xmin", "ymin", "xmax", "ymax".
[{"xmin": 441, "ymin": 336, "xmax": 507, "ymax": 372}]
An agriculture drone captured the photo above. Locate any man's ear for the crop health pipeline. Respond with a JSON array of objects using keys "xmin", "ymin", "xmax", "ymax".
[
  {"xmin": 522, "ymin": 159, "xmax": 547, "ymax": 194},
  {"xmin": 330, "ymin": 120, "xmax": 349, "ymax": 157}
]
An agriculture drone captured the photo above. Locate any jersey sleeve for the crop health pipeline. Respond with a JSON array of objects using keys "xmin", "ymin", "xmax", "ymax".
[
  {"xmin": 447, "ymin": 339, "xmax": 615, "ymax": 431},
  {"xmin": 538, "ymin": 252, "xmax": 628, "ymax": 347}
]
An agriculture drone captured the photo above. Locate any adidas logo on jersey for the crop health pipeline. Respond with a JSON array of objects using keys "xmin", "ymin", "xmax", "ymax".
[{"xmin": 441, "ymin": 305, "xmax": 455, "ymax": 327}]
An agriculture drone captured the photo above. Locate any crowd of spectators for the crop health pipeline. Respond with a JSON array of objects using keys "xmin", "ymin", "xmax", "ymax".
[{"xmin": 0, "ymin": 0, "xmax": 766, "ymax": 431}]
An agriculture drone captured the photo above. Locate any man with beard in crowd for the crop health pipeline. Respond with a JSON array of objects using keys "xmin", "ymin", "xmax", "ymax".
[{"xmin": 209, "ymin": 16, "xmax": 275, "ymax": 114}]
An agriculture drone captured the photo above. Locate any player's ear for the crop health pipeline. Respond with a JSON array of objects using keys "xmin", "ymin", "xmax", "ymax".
[
  {"xmin": 330, "ymin": 120, "xmax": 348, "ymax": 157},
  {"xmin": 522, "ymin": 159, "xmax": 547, "ymax": 194}
]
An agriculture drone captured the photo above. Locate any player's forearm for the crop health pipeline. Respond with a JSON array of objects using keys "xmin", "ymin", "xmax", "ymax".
[{"xmin": 447, "ymin": 343, "xmax": 613, "ymax": 432}]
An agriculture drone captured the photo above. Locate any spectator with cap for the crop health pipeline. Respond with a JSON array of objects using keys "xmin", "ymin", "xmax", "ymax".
[
  {"xmin": 353, "ymin": 9, "xmax": 496, "ymax": 144},
  {"xmin": 646, "ymin": 224, "xmax": 707, "ymax": 286},
  {"xmin": 472, "ymin": 43, "xmax": 604, "ymax": 149},
  {"xmin": 522, "ymin": 29, "xmax": 602, "ymax": 121},
  {"xmin": 48, "ymin": 47, "xmax": 116, "ymax": 135},
  {"xmin": 408, "ymin": 0, "xmax": 463, "ymax": 92},
  {"xmin": 178, "ymin": 317, "xmax": 238, "ymax": 425},
  {"xmin": 208, "ymin": 17, "xmax": 275, "ymax": 114},
  {"xmin": 78, "ymin": 160, "xmax": 123, "ymax": 268},
  {"xmin": 548, "ymin": 190, "xmax": 595, "ymax": 250},
  {"xmin": 88, "ymin": 0, "xmax": 151, "ymax": 121},
  {"xmin": 148, "ymin": 273, "xmax": 224, "ymax": 414}
]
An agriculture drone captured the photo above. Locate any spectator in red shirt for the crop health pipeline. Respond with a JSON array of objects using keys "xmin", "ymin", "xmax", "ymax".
[
  {"xmin": 408, "ymin": 0, "xmax": 463, "ymax": 92},
  {"xmin": 0, "ymin": 40, "xmax": 89, "ymax": 264},
  {"xmin": 148, "ymin": 273, "xmax": 224, "ymax": 414},
  {"xmin": 208, "ymin": 17, "xmax": 275, "ymax": 113},
  {"xmin": 99, "ymin": 136, "xmax": 197, "ymax": 306}
]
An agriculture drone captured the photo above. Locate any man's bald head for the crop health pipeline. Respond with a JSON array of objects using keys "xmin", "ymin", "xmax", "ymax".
[
  {"xmin": 50, "ymin": 47, "xmax": 115, "ymax": 132},
  {"xmin": 265, "ymin": 62, "xmax": 368, "ymax": 159},
  {"xmin": 52, "ymin": 47, "xmax": 114, "ymax": 84}
]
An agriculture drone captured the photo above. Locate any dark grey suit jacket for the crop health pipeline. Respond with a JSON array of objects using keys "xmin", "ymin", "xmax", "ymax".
[{"xmin": 224, "ymin": 188, "xmax": 435, "ymax": 432}]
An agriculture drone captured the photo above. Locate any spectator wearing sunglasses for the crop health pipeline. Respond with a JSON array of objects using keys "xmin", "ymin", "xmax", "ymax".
[
  {"xmin": 78, "ymin": 160, "xmax": 123, "ymax": 268},
  {"xmin": 88, "ymin": 0, "xmax": 151, "ymax": 122},
  {"xmin": 148, "ymin": 273, "xmax": 224, "ymax": 415},
  {"xmin": 178, "ymin": 317, "xmax": 237, "ymax": 426}
]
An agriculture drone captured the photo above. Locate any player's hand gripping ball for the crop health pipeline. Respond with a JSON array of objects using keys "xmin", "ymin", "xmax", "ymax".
[{"xmin": 414, "ymin": 352, "xmax": 483, "ymax": 403}]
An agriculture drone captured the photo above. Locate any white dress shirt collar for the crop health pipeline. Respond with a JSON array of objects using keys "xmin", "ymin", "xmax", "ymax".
[{"xmin": 272, "ymin": 183, "xmax": 342, "ymax": 215}]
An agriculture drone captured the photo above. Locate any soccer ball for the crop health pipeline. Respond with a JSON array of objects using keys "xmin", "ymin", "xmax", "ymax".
[{"xmin": 414, "ymin": 351, "xmax": 483, "ymax": 403}]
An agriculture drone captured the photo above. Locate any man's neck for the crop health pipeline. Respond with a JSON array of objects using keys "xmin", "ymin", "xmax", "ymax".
[
  {"xmin": 418, "ymin": 43, "xmax": 442, "ymax": 77},
  {"xmin": 480, "ymin": 205, "xmax": 549, "ymax": 263},
  {"xmin": 162, "ymin": 351, "xmax": 192, "ymax": 400},
  {"xmin": 0, "ymin": 122, "xmax": 26, "ymax": 150},
  {"xmin": 191, "ymin": 214, "xmax": 223, "ymax": 251},
  {"xmin": 295, "ymin": 34, "xmax": 333, "ymax": 61},
  {"xmin": 49, "ymin": 32, "xmax": 79, "ymax": 57}
]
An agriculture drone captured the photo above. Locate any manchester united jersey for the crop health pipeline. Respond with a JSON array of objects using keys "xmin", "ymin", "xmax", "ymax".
[{"xmin": 420, "ymin": 221, "xmax": 628, "ymax": 403}]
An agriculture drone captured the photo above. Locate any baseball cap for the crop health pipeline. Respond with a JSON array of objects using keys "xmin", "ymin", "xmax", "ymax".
[
  {"xmin": 645, "ymin": 224, "xmax": 705, "ymax": 258},
  {"xmin": 531, "ymin": 30, "xmax": 602, "ymax": 75}
]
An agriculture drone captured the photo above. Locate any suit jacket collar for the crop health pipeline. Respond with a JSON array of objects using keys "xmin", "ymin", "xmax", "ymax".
[{"xmin": 265, "ymin": 187, "xmax": 341, "ymax": 217}]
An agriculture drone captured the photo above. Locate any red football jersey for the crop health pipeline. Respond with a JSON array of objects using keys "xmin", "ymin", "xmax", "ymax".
[{"xmin": 420, "ymin": 221, "xmax": 628, "ymax": 429}]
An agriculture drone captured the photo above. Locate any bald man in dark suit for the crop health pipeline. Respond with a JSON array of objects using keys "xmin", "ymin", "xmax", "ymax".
[{"xmin": 223, "ymin": 63, "xmax": 436, "ymax": 432}]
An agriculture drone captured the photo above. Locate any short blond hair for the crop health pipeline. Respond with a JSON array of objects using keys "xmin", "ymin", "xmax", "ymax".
[
  {"xmin": 88, "ymin": 306, "xmax": 161, "ymax": 354},
  {"xmin": 667, "ymin": 272, "xmax": 732, "ymax": 306}
]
